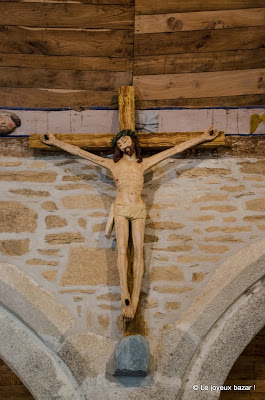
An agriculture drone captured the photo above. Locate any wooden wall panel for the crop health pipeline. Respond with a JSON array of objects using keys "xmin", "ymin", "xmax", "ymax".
[
  {"xmin": 1, "ymin": 0, "xmax": 265, "ymax": 109},
  {"xmin": 0, "ymin": 3, "xmax": 133, "ymax": 29},
  {"xmin": 134, "ymin": 69, "xmax": 265, "ymax": 100},
  {"xmin": 0, "ymin": 1, "xmax": 134, "ymax": 108},
  {"xmin": 0, "ymin": 27, "xmax": 133, "ymax": 57},
  {"xmin": 0, "ymin": 54, "xmax": 132, "ymax": 72},
  {"xmin": 134, "ymin": 1, "xmax": 265, "ymax": 108},
  {"xmin": 7, "ymin": 0, "xmax": 133, "ymax": 4},
  {"xmin": 134, "ymin": 27, "xmax": 265, "ymax": 56},
  {"xmin": 134, "ymin": 49, "xmax": 265, "ymax": 76},
  {"xmin": 135, "ymin": 0, "xmax": 265, "ymax": 15},
  {"xmin": 135, "ymin": 8, "xmax": 265, "ymax": 34},
  {"xmin": 135, "ymin": 95, "xmax": 265, "ymax": 109},
  {"xmin": 0, "ymin": 68, "xmax": 131, "ymax": 91},
  {"xmin": 0, "ymin": 88, "xmax": 118, "ymax": 108}
]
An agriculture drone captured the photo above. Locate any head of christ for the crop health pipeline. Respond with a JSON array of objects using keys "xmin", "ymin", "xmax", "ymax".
[
  {"xmin": 0, "ymin": 111, "xmax": 21, "ymax": 136},
  {"xmin": 111, "ymin": 129, "xmax": 142, "ymax": 163}
]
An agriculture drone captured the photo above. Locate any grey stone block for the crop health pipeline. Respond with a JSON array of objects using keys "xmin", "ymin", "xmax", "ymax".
[{"xmin": 114, "ymin": 335, "xmax": 149, "ymax": 376}]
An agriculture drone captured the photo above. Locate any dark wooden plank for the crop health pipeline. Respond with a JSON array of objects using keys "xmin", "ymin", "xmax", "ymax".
[
  {"xmin": 0, "ymin": 364, "xmax": 12, "ymax": 374},
  {"xmin": 0, "ymin": 3, "xmax": 133, "ymax": 29},
  {"xmin": 0, "ymin": 372, "xmax": 22, "ymax": 386},
  {"xmin": 225, "ymin": 369, "xmax": 256, "ymax": 380},
  {"xmin": 219, "ymin": 392, "xmax": 251, "ymax": 400},
  {"xmin": 134, "ymin": 49, "xmax": 265, "ymax": 75},
  {"xmin": 242, "ymin": 336, "xmax": 265, "ymax": 356},
  {"xmin": 0, "ymin": 87, "xmax": 118, "ymax": 108},
  {"xmin": 0, "ymin": 385, "xmax": 34, "ymax": 400},
  {"xmin": 257, "ymin": 326, "xmax": 265, "ymax": 335},
  {"xmin": 0, "ymin": 54, "xmax": 133, "ymax": 71},
  {"xmin": 6, "ymin": 0, "xmax": 133, "ymax": 4},
  {"xmin": 134, "ymin": 26, "xmax": 265, "ymax": 56},
  {"xmin": 256, "ymin": 369, "xmax": 265, "ymax": 379},
  {"xmin": 135, "ymin": 94, "xmax": 265, "ymax": 108},
  {"xmin": 135, "ymin": 0, "xmax": 265, "ymax": 15},
  {"xmin": 135, "ymin": 8, "xmax": 265, "ymax": 34},
  {"xmin": 86, "ymin": 0, "xmax": 133, "ymax": 3},
  {"xmin": 134, "ymin": 69, "xmax": 265, "ymax": 100},
  {"xmin": 0, "ymin": 27, "xmax": 133, "ymax": 57},
  {"xmin": 231, "ymin": 356, "xmax": 253, "ymax": 373},
  {"xmin": 0, "ymin": 67, "xmax": 131, "ymax": 90},
  {"xmin": 221, "ymin": 393, "xmax": 264, "ymax": 400},
  {"xmin": 29, "ymin": 132, "xmax": 225, "ymax": 150},
  {"xmin": 225, "ymin": 380, "xmax": 265, "ymax": 392}
]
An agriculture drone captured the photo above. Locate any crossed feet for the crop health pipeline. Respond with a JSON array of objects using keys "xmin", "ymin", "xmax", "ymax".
[{"xmin": 121, "ymin": 295, "xmax": 138, "ymax": 321}]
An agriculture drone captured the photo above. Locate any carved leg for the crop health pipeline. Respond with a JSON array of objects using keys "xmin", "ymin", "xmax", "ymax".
[
  {"xmin": 114, "ymin": 214, "xmax": 134, "ymax": 320},
  {"xmin": 131, "ymin": 218, "xmax": 145, "ymax": 318}
]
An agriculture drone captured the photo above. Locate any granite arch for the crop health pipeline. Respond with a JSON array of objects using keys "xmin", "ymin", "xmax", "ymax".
[
  {"xmin": 0, "ymin": 262, "xmax": 74, "ymax": 349},
  {"xmin": 155, "ymin": 239, "xmax": 265, "ymax": 399},
  {"xmin": 0, "ymin": 262, "xmax": 83, "ymax": 399},
  {"xmin": 0, "ymin": 305, "xmax": 84, "ymax": 400}
]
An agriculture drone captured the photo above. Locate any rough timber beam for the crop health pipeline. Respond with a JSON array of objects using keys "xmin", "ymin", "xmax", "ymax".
[
  {"xmin": 118, "ymin": 86, "xmax": 144, "ymax": 337},
  {"xmin": 29, "ymin": 131, "xmax": 225, "ymax": 150}
]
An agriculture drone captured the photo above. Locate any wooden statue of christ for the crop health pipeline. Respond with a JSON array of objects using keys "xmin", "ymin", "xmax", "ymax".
[{"xmin": 42, "ymin": 127, "xmax": 220, "ymax": 320}]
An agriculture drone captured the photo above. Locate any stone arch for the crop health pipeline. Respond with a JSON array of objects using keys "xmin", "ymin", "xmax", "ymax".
[
  {"xmin": 180, "ymin": 277, "xmax": 265, "ymax": 399},
  {"xmin": 154, "ymin": 239, "xmax": 265, "ymax": 399},
  {"xmin": 0, "ymin": 305, "xmax": 83, "ymax": 400},
  {"xmin": 0, "ymin": 262, "xmax": 84, "ymax": 399},
  {"xmin": 0, "ymin": 262, "xmax": 74, "ymax": 349}
]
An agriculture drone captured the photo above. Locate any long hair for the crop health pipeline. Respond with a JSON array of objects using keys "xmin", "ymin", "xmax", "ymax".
[{"xmin": 113, "ymin": 136, "xmax": 142, "ymax": 163}]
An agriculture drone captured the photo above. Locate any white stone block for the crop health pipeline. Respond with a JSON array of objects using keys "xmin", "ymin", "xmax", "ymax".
[
  {"xmin": 70, "ymin": 110, "xmax": 119, "ymax": 133},
  {"xmin": 34, "ymin": 112, "xmax": 48, "ymax": 134},
  {"xmin": 47, "ymin": 111, "xmax": 71, "ymax": 133},
  {"xmin": 212, "ymin": 109, "xmax": 226, "ymax": 132},
  {"xmin": 226, "ymin": 109, "xmax": 239, "ymax": 135},
  {"xmin": 158, "ymin": 109, "xmax": 212, "ymax": 132}
]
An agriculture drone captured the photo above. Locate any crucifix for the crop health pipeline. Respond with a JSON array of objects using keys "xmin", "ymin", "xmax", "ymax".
[{"xmin": 30, "ymin": 86, "xmax": 224, "ymax": 328}]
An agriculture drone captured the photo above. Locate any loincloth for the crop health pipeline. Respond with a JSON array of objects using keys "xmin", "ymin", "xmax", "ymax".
[
  {"xmin": 114, "ymin": 202, "xmax": 146, "ymax": 220},
  {"xmin": 104, "ymin": 202, "xmax": 146, "ymax": 238}
]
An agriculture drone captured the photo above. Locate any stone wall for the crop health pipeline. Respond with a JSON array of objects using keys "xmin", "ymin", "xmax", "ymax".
[
  {"xmin": 0, "ymin": 144, "xmax": 264, "ymax": 342},
  {"xmin": 0, "ymin": 107, "xmax": 264, "ymax": 399}
]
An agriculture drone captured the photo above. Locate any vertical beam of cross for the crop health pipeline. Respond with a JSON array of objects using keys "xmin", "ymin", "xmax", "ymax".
[
  {"xmin": 119, "ymin": 86, "xmax": 135, "ymax": 131},
  {"xmin": 119, "ymin": 86, "xmax": 145, "ymax": 337}
]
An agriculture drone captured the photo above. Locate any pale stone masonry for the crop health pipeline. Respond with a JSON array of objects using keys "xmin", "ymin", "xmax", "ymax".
[{"xmin": 0, "ymin": 154, "xmax": 264, "ymax": 340}]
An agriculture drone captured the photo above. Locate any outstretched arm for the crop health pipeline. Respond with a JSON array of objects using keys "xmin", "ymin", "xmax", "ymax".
[
  {"xmin": 41, "ymin": 131, "xmax": 113, "ymax": 170},
  {"xmin": 143, "ymin": 126, "xmax": 220, "ymax": 172}
]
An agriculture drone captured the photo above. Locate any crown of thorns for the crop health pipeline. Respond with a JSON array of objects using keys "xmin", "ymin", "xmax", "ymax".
[{"xmin": 111, "ymin": 129, "xmax": 137, "ymax": 148}]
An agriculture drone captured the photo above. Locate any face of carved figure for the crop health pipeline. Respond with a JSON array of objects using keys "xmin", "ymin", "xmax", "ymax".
[
  {"xmin": 117, "ymin": 136, "xmax": 135, "ymax": 156},
  {"xmin": 0, "ymin": 113, "xmax": 16, "ymax": 135}
]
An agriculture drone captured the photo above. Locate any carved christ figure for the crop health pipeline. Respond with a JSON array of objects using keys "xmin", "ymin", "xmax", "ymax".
[{"xmin": 42, "ymin": 127, "xmax": 220, "ymax": 320}]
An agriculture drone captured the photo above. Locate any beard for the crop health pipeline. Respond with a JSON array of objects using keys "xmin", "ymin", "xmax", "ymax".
[
  {"xmin": 124, "ymin": 144, "xmax": 135, "ymax": 156},
  {"xmin": 0, "ymin": 126, "xmax": 15, "ymax": 136}
]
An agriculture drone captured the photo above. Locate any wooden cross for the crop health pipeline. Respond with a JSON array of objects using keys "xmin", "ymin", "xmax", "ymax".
[
  {"xmin": 30, "ymin": 86, "xmax": 225, "ymax": 151},
  {"xmin": 29, "ymin": 87, "xmax": 225, "ymax": 336}
]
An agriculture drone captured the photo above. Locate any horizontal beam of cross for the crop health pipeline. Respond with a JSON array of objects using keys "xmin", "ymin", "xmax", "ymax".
[{"xmin": 29, "ymin": 131, "xmax": 225, "ymax": 150}]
